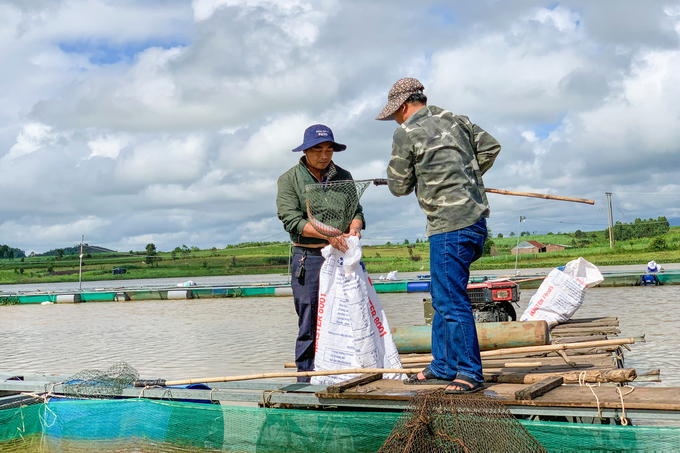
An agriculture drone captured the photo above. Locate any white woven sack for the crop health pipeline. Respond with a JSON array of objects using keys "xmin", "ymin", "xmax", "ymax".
[
  {"xmin": 311, "ymin": 236, "xmax": 404, "ymax": 385},
  {"xmin": 520, "ymin": 257, "xmax": 603, "ymax": 324}
]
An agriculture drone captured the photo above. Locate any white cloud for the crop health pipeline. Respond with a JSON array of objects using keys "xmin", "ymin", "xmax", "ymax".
[
  {"xmin": 4, "ymin": 123, "xmax": 57, "ymax": 160},
  {"xmin": 116, "ymin": 135, "xmax": 208, "ymax": 185},
  {"xmin": 87, "ymin": 134, "xmax": 130, "ymax": 159}
]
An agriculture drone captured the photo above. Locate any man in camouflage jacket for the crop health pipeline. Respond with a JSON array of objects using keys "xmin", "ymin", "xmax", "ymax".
[{"xmin": 377, "ymin": 77, "xmax": 500, "ymax": 393}]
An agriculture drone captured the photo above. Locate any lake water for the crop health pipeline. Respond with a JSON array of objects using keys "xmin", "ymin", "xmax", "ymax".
[{"xmin": 1, "ymin": 284, "xmax": 678, "ymax": 388}]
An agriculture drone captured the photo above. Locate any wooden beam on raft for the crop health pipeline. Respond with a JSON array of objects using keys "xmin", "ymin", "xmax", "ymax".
[
  {"xmin": 325, "ymin": 373, "xmax": 383, "ymax": 394},
  {"xmin": 487, "ymin": 368, "xmax": 637, "ymax": 385},
  {"xmin": 514, "ymin": 376, "xmax": 564, "ymax": 401}
]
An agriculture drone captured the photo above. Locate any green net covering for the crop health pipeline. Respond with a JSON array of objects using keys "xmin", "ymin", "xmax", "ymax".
[{"xmin": 3, "ymin": 398, "xmax": 680, "ymax": 452}]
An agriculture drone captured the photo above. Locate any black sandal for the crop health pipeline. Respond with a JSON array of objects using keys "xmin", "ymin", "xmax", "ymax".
[
  {"xmin": 444, "ymin": 374, "xmax": 484, "ymax": 394},
  {"xmin": 403, "ymin": 367, "xmax": 451, "ymax": 385}
]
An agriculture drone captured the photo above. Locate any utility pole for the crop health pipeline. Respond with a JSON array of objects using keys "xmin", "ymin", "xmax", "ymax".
[
  {"xmin": 605, "ymin": 192, "xmax": 614, "ymax": 248},
  {"xmin": 514, "ymin": 216, "xmax": 525, "ymax": 274},
  {"xmin": 79, "ymin": 235, "xmax": 84, "ymax": 290}
]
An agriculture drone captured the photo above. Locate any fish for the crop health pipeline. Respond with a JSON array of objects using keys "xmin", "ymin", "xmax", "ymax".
[{"xmin": 307, "ymin": 200, "xmax": 343, "ymax": 237}]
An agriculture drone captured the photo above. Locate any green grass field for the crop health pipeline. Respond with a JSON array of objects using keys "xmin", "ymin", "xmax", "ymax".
[{"xmin": 1, "ymin": 227, "xmax": 679, "ymax": 285}]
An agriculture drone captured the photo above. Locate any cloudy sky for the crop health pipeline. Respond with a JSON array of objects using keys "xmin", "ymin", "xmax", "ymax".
[{"xmin": 1, "ymin": 0, "xmax": 679, "ymax": 253}]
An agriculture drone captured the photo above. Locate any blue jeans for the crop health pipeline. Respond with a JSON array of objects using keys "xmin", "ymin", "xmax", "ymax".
[{"xmin": 428, "ymin": 218, "xmax": 487, "ymax": 382}]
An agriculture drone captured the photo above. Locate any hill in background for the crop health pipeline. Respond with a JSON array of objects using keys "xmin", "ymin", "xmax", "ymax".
[{"xmin": 37, "ymin": 244, "xmax": 116, "ymax": 257}]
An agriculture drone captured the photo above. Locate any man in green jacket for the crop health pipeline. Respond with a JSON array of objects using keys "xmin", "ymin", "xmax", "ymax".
[
  {"xmin": 276, "ymin": 124, "xmax": 364, "ymax": 381},
  {"xmin": 377, "ymin": 78, "xmax": 500, "ymax": 393}
]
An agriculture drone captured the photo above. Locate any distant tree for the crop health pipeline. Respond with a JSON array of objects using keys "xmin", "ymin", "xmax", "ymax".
[
  {"xmin": 55, "ymin": 249, "xmax": 64, "ymax": 261},
  {"xmin": 145, "ymin": 243, "xmax": 157, "ymax": 266},
  {"xmin": 520, "ymin": 231, "xmax": 530, "ymax": 237},
  {"xmin": 190, "ymin": 246, "xmax": 200, "ymax": 252},
  {"xmin": 202, "ymin": 260, "xmax": 208, "ymax": 268},
  {"xmin": 404, "ymin": 239, "xmax": 410, "ymax": 245},
  {"xmin": 19, "ymin": 268, "xmax": 24, "ymax": 274},
  {"xmin": 497, "ymin": 233, "xmax": 503, "ymax": 238},
  {"xmin": 386, "ymin": 241, "xmax": 392, "ymax": 246},
  {"xmin": 174, "ymin": 246, "xmax": 182, "ymax": 254},
  {"xmin": 210, "ymin": 247, "xmax": 217, "ymax": 252},
  {"xmin": 8, "ymin": 249, "xmax": 14, "ymax": 260},
  {"xmin": 612, "ymin": 217, "xmax": 670, "ymax": 241},
  {"xmin": 574, "ymin": 230, "xmax": 586, "ymax": 239},
  {"xmin": 547, "ymin": 232, "xmax": 554, "ymax": 235},
  {"xmin": 509, "ymin": 232, "xmax": 515, "ymax": 237},
  {"xmin": 171, "ymin": 251, "xmax": 177, "ymax": 260},
  {"xmin": 20, "ymin": 257, "xmax": 24, "ymax": 262},
  {"xmin": 483, "ymin": 238, "xmax": 495, "ymax": 256}
]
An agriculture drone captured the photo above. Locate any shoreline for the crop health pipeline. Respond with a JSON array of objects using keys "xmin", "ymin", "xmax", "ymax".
[{"xmin": 3, "ymin": 262, "xmax": 680, "ymax": 294}]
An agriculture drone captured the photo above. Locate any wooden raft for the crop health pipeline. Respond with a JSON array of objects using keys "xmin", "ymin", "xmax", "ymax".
[{"xmin": 315, "ymin": 316, "xmax": 674, "ymax": 414}]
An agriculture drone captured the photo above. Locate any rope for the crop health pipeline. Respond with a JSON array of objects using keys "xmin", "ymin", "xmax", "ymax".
[
  {"xmin": 579, "ymin": 371, "xmax": 605, "ymax": 420},
  {"xmin": 616, "ymin": 385, "xmax": 635, "ymax": 426},
  {"xmin": 261, "ymin": 390, "xmax": 285, "ymax": 408},
  {"xmin": 20, "ymin": 382, "xmax": 61, "ymax": 429}
]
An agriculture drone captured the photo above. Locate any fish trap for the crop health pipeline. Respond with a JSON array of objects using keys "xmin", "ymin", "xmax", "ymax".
[{"xmin": 378, "ymin": 388, "xmax": 546, "ymax": 453}]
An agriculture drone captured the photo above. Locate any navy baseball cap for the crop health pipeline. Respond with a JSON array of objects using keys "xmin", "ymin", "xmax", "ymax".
[{"xmin": 292, "ymin": 124, "xmax": 346, "ymax": 152}]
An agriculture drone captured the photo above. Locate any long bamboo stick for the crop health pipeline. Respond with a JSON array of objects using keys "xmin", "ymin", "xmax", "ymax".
[
  {"xmin": 133, "ymin": 368, "xmax": 421, "ymax": 387},
  {"xmin": 486, "ymin": 188, "xmax": 595, "ymax": 205},
  {"xmin": 395, "ymin": 336, "xmax": 643, "ymax": 364},
  {"xmin": 282, "ymin": 361, "xmax": 542, "ymax": 368}
]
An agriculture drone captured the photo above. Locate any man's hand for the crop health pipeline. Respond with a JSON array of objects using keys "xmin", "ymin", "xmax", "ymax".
[
  {"xmin": 346, "ymin": 226, "xmax": 362, "ymax": 240},
  {"xmin": 329, "ymin": 236, "xmax": 349, "ymax": 253},
  {"xmin": 346, "ymin": 219, "xmax": 363, "ymax": 240}
]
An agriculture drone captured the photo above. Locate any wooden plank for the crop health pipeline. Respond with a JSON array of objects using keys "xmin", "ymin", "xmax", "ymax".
[
  {"xmin": 325, "ymin": 373, "xmax": 382, "ymax": 394},
  {"xmin": 490, "ymin": 368, "xmax": 636, "ymax": 384},
  {"xmin": 514, "ymin": 376, "xmax": 563, "ymax": 401},
  {"xmin": 552, "ymin": 320, "xmax": 619, "ymax": 329},
  {"xmin": 560, "ymin": 317, "xmax": 618, "ymax": 324}
]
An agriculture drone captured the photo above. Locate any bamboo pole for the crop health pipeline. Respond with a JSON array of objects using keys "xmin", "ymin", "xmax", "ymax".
[
  {"xmin": 486, "ymin": 188, "xmax": 595, "ymax": 205},
  {"xmin": 395, "ymin": 336, "xmax": 643, "ymax": 364},
  {"xmin": 513, "ymin": 277, "xmax": 547, "ymax": 284},
  {"xmin": 133, "ymin": 368, "xmax": 422, "ymax": 387},
  {"xmin": 283, "ymin": 361, "xmax": 542, "ymax": 368}
]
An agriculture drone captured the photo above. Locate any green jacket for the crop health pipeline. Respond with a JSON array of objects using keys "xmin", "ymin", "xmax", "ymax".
[
  {"xmin": 277, "ymin": 157, "xmax": 365, "ymax": 245},
  {"xmin": 387, "ymin": 105, "xmax": 501, "ymax": 236}
]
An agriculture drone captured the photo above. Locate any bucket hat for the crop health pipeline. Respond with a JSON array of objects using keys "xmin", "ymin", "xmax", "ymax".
[
  {"xmin": 292, "ymin": 124, "xmax": 346, "ymax": 152},
  {"xmin": 375, "ymin": 78, "xmax": 425, "ymax": 121}
]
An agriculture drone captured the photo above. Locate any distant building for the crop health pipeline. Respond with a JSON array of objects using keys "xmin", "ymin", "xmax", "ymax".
[
  {"xmin": 545, "ymin": 244, "xmax": 567, "ymax": 252},
  {"xmin": 512, "ymin": 241, "xmax": 568, "ymax": 255},
  {"xmin": 511, "ymin": 241, "xmax": 546, "ymax": 255}
]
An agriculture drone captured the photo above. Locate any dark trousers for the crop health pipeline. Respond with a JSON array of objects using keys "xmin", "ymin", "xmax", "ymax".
[{"xmin": 290, "ymin": 252, "xmax": 324, "ymax": 382}]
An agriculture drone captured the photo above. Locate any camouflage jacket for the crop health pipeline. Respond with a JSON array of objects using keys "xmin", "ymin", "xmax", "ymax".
[
  {"xmin": 386, "ymin": 105, "xmax": 500, "ymax": 236},
  {"xmin": 277, "ymin": 157, "xmax": 365, "ymax": 245}
]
